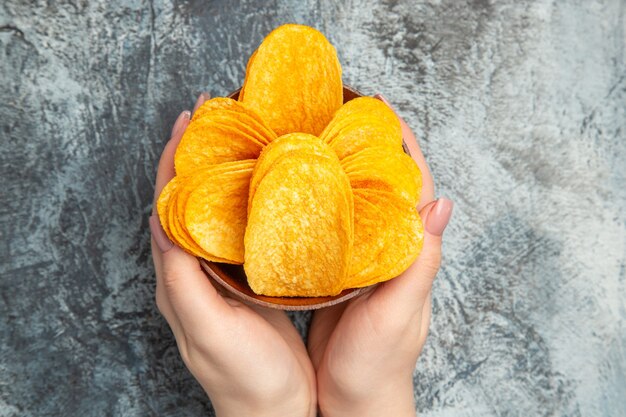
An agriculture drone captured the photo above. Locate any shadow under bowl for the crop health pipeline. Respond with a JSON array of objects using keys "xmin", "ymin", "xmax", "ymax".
[{"xmin": 200, "ymin": 85, "xmax": 371, "ymax": 310}]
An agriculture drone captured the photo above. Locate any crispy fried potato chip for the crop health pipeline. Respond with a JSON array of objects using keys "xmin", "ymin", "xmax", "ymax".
[
  {"xmin": 248, "ymin": 133, "xmax": 333, "ymax": 207},
  {"xmin": 193, "ymin": 97, "xmax": 277, "ymax": 144},
  {"xmin": 175, "ymin": 98, "xmax": 276, "ymax": 176},
  {"xmin": 166, "ymin": 177, "xmax": 224, "ymax": 260},
  {"xmin": 157, "ymin": 161, "xmax": 255, "ymax": 263},
  {"xmin": 185, "ymin": 162, "xmax": 254, "ymax": 264},
  {"xmin": 342, "ymin": 146, "xmax": 422, "ymax": 205},
  {"xmin": 330, "ymin": 119, "xmax": 403, "ymax": 160},
  {"xmin": 157, "ymin": 177, "xmax": 178, "ymax": 242},
  {"xmin": 238, "ymin": 50, "xmax": 257, "ymax": 102},
  {"xmin": 347, "ymin": 189, "xmax": 424, "ymax": 288},
  {"xmin": 348, "ymin": 193, "xmax": 389, "ymax": 277},
  {"xmin": 319, "ymin": 97, "xmax": 403, "ymax": 159},
  {"xmin": 175, "ymin": 119, "xmax": 262, "ymax": 176},
  {"xmin": 245, "ymin": 150, "xmax": 353, "ymax": 296},
  {"xmin": 240, "ymin": 24, "xmax": 343, "ymax": 136}
]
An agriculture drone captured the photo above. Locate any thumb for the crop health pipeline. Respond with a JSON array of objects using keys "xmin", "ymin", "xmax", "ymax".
[{"xmin": 369, "ymin": 198, "xmax": 453, "ymax": 312}]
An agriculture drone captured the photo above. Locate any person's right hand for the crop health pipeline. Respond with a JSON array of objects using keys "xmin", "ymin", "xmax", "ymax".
[
  {"xmin": 150, "ymin": 94, "xmax": 316, "ymax": 417},
  {"xmin": 307, "ymin": 94, "xmax": 453, "ymax": 417}
]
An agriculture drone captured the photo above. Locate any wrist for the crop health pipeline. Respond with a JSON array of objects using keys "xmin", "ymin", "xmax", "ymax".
[{"xmin": 318, "ymin": 377, "xmax": 415, "ymax": 417}]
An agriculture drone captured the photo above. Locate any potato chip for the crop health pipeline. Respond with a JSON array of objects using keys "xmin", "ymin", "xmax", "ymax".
[
  {"xmin": 238, "ymin": 50, "xmax": 256, "ymax": 102},
  {"xmin": 341, "ymin": 146, "xmax": 422, "ymax": 205},
  {"xmin": 330, "ymin": 119, "xmax": 403, "ymax": 160},
  {"xmin": 320, "ymin": 97, "xmax": 401, "ymax": 144},
  {"xmin": 157, "ymin": 161, "xmax": 255, "ymax": 263},
  {"xmin": 347, "ymin": 189, "xmax": 424, "ymax": 288},
  {"xmin": 245, "ymin": 151, "xmax": 352, "ymax": 297},
  {"xmin": 248, "ymin": 133, "xmax": 332, "ymax": 207},
  {"xmin": 157, "ymin": 177, "xmax": 178, "ymax": 242},
  {"xmin": 193, "ymin": 98, "xmax": 277, "ymax": 144},
  {"xmin": 240, "ymin": 24, "xmax": 343, "ymax": 136},
  {"xmin": 175, "ymin": 115, "xmax": 264, "ymax": 176},
  {"xmin": 185, "ymin": 162, "xmax": 254, "ymax": 263},
  {"xmin": 165, "ymin": 177, "xmax": 223, "ymax": 260},
  {"xmin": 348, "ymin": 193, "xmax": 388, "ymax": 277}
]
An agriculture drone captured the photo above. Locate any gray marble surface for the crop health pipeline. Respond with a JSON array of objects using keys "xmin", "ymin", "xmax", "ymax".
[{"xmin": 1, "ymin": 1, "xmax": 625, "ymax": 416}]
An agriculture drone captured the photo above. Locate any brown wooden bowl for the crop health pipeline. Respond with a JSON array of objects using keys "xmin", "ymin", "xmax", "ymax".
[{"xmin": 200, "ymin": 85, "xmax": 371, "ymax": 310}]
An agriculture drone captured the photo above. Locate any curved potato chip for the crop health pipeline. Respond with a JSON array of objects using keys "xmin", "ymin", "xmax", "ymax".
[
  {"xmin": 248, "ymin": 133, "xmax": 332, "ymax": 207},
  {"xmin": 342, "ymin": 146, "xmax": 422, "ymax": 205},
  {"xmin": 193, "ymin": 98, "xmax": 277, "ymax": 144},
  {"xmin": 166, "ymin": 179, "xmax": 225, "ymax": 260},
  {"xmin": 245, "ymin": 152, "xmax": 352, "ymax": 297},
  {"xmin": 329, "ymin": 119, "xmax": 404, "ymax": 159},
  {"xmin": 175, "ymin": 116, "xmax": 263, "ymax": 176},
  {"xmin": 348, "ymin": 189, "xmax": 424, "ymax": 288},
  {"xmin": 157, "ymin": 177, "xmax": 178, "ymax": 242},
  {"xmin": 185, "ymin": 163, "xmax": 254, "ymax": 264},
  {"xmin": 240, "ymin": 24, "xmax": 343, "ymax": 136},
  {"xmin": 348, "ymin": 193, "xmax": 389, "ymax": 277},
  {"xmin": 239, "ymin": 50, "xmax": 257, "ymax": 102},
  {"xmin": 158, "ymin": 161, "xmax": 255, "ymax": 262},
  {"xmin": 320, "ymin": 96, "xmax": 401, "ymax": 145}
]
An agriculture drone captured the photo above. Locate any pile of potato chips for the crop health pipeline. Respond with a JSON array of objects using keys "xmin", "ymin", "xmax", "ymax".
[{"xmin": 158, "ymin": 24, "xmax": 424, "ymax": 297}]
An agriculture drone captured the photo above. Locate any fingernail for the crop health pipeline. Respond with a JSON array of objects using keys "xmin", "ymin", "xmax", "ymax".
[
  {"xmin": 374, "ymin": 93, "xmax": 394, "ymax": 110},
  {"xmin": 171, "ymin": 110, "xmax": 191, "ymax": 138},
  {"xmin": 193, "ymin": 92, "xmax": 210, "ymax": 114},
  {"xmin": 149, "ymin": 215, "xmax": 174, "ymax": 252},
  {"xmin": 424, "ymin": 198, "xmax": 453, "ymax": 236}
]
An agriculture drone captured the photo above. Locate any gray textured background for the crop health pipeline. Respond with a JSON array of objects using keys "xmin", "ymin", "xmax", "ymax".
[{"xmin": 1, "ymin": 1, "xmax": 625, "ymax": 416}]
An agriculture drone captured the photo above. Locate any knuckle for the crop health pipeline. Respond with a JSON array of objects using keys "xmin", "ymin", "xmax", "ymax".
[
  {"xmin": 161, "ymin": 266, "xmax": 184, "ymax": 294},
  {"xmin": 420, "ymin": 251, "xmax": 441, "ymax": 277}
]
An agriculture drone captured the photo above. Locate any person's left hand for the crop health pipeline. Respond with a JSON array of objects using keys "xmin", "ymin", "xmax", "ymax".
[
  {"xmin": 307, "ymin": 94, "xmax": 453, "ymax": 417},
  {"xmin": 149, "ymin": 94, "xmax": 316, "ymax": 417}
]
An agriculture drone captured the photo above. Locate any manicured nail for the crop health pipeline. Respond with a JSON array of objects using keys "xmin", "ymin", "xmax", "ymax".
[
  {"xmin": 374, "ymin": 93, "xmax": 394, "ymax": 110},
  {"xmin": 424, "ymin": 198, "xmax": 453, "ymax": 236},
  {"xmin": 171, "ymin": 110, "xmax": 191, "ymax": 139},
  {"xmin": 149, "ymin": 215, "xmax": 174, "ymax": 252},
  {"xmin": 193, "ymin": 92, "xmax": 211, "ymax": 114}
]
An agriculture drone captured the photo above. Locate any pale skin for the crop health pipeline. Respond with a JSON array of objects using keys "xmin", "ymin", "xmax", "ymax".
[{"xmin": 150, "ymin": 93, "xmax": 453, "ymax": 417}]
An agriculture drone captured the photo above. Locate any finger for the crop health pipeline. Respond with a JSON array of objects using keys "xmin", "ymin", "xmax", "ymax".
[
  {"xmin": 369, "ymin": 198, "xmax": 453, "ymax": 314},
  {"xmin": 152, "ymin": 110, "xmax": 191, "ymax": 213},
  {"xmin": 374, "ymin": 93, "xmax": 435, "ymax": 209},
  {"xmin": 417, "ymin": 291, "xmax": 432, "ymax": 351},
  {"xmin": 159, "ymin": 245, "xmax": 231, "ymax": 336},
  {"xmin": 150, "ymin": 106, "xmax": 231, "ymax": 335},
  {"xmin": 152, "ymin": 238, "xmax": 184, "ymax": 337},
  {"xmin": 192, "ymin": 92, "xmax": 210, "ymax": 115},
  {"xmin": 150, "ymin": 110, "xmax": 191, "ymax": 331}
]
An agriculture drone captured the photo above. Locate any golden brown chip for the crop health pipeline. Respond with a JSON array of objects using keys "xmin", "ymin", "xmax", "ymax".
[
  {"xmin": 329, "ymin": 119, "xmax": 403, "ymax": 160},
  {"xmin": 320, "ymin": 97, "xmax": 401, "ymax": 144},
  {"xmin": 238, "ymin": 50, "xmax": 257, "ymax": 102},
  {"xmin": 157, "ymin": 177, "xmax": 178, "ymax": 242},
  {"xmin": 341, "ymin": 146, "xmax": 422, "ymax": 206},
  {"xmin": 240, "ymin": 24, "xmax": 343, "ymax": 136},
  {"xmin": 348, "ymin": 193, "xmax": 388, "ymax": 277},
  {"xmin": 248, "ymin": 133, "xmax": 332, "ymax": 207},
  {"xmin": 193, "ymin": 99, "xmax": 277, "ymax": 145},
  {"xmin": 158, "ymin": 161, "xmax": 255, "ymax": 262},
  {"xmin": 244, "ymin": 151, "xmax": 352, "ymax": 297},
  {"xmin": 166, "ymin": 179, "xmax": 218, "ymax": 259},
  {"xmin": 185, "ymin": 162, "xmax": 255, "ymax": 264},
  {"xmin": 192, "ymin": 97, "xmax": 273, "ymax": 134},
  {"xmin": 347, "ymin": 189, "xmax": 424, "ymax": 288},
  {"xmin": 175, "ymin": 116, "xmax": 264, "ymax": 176}
]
